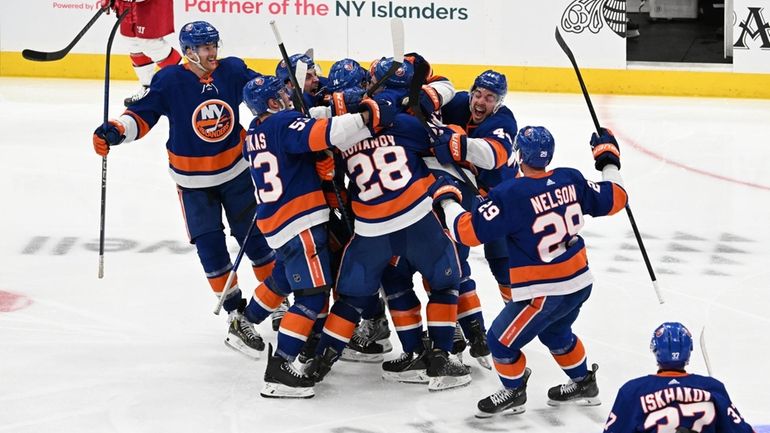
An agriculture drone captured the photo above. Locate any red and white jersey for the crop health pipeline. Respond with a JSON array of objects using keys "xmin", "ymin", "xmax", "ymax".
[
  {"xmin": 114, "ymin": 0, "xmax": 174, "ymax": 39},
  {"xmin": 341, "ymin": 114, "xmax": 436, "ymax": 237}
]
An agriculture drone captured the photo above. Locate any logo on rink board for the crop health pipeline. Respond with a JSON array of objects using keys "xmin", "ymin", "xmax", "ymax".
[
  {"xmin": 734, "ymin": 7, "xmax": 770, "ymax": 50},
  {"xmin": 191, "ymin": 99, "xmax": 234, "ymax": 143},
  {"xmin": 561, "ymin": 0, "xmax": 628, "ymax": 38}
]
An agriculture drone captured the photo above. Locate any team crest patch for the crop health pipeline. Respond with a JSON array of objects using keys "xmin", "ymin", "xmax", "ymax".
[{"xmin": 191, "ymin": 99, "xmax": 234, "ymax": 143}]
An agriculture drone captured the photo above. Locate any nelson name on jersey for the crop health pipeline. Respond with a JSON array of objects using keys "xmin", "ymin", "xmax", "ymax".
[
  {"xmin": 530, "ymin": 183, "xmax": 578, "ymax": 215},
  {"xmin": 341, "ymin": 134, "xmax": 397, "ymax": 158},
  {"xmin": 640, "ymin": 386, "xmax": 713, "ymax": 413}
]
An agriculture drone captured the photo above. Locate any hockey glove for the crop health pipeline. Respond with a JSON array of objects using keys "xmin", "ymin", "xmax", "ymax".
[
  {"xmin": 321, "ymin": 180, "xmax": 348, "ymax": 209},
  {"xmin": 432, "ymin": 125, "xmax": 468, "ymax": 164},
  {"xmin": 428, "ymin": 176, "xmax": 463, "ymax": 213},
  {"xmin": 92, "ymin": 120, "xmax": 125, "ymax": 157},
  {"xmin": 330, "ymin": 87, "xmax": 365, "ymax": 116},
  {"xmin": 418, "ymin": 85, "xmax": 442, "ymax": 117},
  {"xmin": 590, "ymin": 127, "xmax": 621, "ymax": 171},
  {"xmin": 315, "ymin": 152, "xmax": 336, "ymax": 181},
  {"xmin": 360, "ymin": 96, "xmax": 396, "ymax": 134}
]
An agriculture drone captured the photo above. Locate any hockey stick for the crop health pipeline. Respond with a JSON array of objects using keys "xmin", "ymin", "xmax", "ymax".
[
  {"xmin": 23, "ymin": 7, "xmax": 108, "ymax": 62},
  {"xmin": 97, "ymin": 7, "xmax": 131, "ymax": 279},
  {"xmin": 213, "ymin": 209, "xmax": 259, "ymax": 315},
  {"xmin": 366, "ymin": 18, "xmax": 405, "ymax": 98},
  {"xmin": 699, "ymin": 326, "xmax": 714, "ymax": 376},
  {"xmin": 554, "ymin": 27, "xmax": 663, "ymax": 304},
  {"xmin": 269, "ymin": 20, "xmax": 354, "ymax": 236}
]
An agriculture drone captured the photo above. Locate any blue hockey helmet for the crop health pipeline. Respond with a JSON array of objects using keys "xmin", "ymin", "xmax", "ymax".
[
  {"xmin": 370, "ymin": 57, "xmax": 414, "ymax": 89},
  {"xmin": 327, "ymin": 58, "xmax": 369, "ymax": 92},
  {"xmin": 650, "ymin": 322, "xmax": 693, "ymax": 369},
  {"xmin": 470, "ymin": 69, "xmax": 507, "ymax": 111},
  {"xmin": 514, "ymin": 126, "xmax": 555, "ymax": 169},
  {"xmin": 179, "ymin": 21, "xmax": 220, "ymax": 53},
  {"xmin": 276, "ymin": 53, "xmax": 315, "ymax": 83},
  {"xmin": 243, "ymin": 75, "xmax": 286, "ymax": 116}
]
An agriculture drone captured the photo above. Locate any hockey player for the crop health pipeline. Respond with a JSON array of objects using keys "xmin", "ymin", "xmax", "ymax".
[
  {"xmin": 604, "ymin": 322, "xmax": 755, "ymax": 433},
  {"xmin": 92, "ymin": 21, "xmax": 274, "ymax": 359},
  {"xmin": 276, "ymin": 52, "xmax": 327, "ymax": 109},
  {"xmin": 431, "ymin": 125, "xmax": 628, "ymax": 416},
  {"xmin": 306, "ymin": 111, "xmax": 471, "ymax": 392},
  {"xmin": 100, "ymin": 0, "xmax": 182, "ymax": 106},
  {"xmin": 241, "ymin": 74, "xmax": 395, "ymax": 398}
]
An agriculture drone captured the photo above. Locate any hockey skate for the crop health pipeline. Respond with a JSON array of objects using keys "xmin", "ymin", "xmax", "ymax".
[
  {"xmin": 271, "ymin": 298, "xmax": 289, "ymax": 332},
  {"xmin": 305, "ymin": 346, "xmax": 340, "ymax": 383},
  {"xmin": 381, "ymin": 350, "xmax": 430, "ymax": 384},
  {"xmin": 466, "ymin": 319, "xmax": 492, "ymax": 370},
  {"xmin": 426, "ymin": 348, "xmax": 472, "ymax": 392},
  {"xmin": 359, "ymin": 313, "xmax": 393, "ymax": 352},
  {"xmin": 451, "ymin": 323, "xmax": 467, "ymax": 358},
  {"xmin": 476, "ymin": 368, "xmax": 531, "ymax": 418},
  {"xmin": 123, "ymin": 85, "xmax": 149, "ymax": 107},
  {"xmin": 261, "ymin": 344, "xmax": 315, "ymax": 399},
  {"xmin": 224, "ymin": 310, "xmax": 265, "ymax": 359},
  {"xmin": 297, "ymin": 332, "xmax": 320, "ymax": 364},
  {"xmin": 547, "ymin": 363, "xmax": 601, "ymax": 406},
  {"xmin": 341, "ymin": 329, "xmax": 387, "ymax": 363}
]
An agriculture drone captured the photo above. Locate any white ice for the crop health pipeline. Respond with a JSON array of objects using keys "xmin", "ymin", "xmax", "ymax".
[{"xmin": 1, "ymin": 77, "xmax": 769, "ymax": 433}]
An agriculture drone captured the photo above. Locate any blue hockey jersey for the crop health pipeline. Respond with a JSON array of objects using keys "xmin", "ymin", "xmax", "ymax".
[
  {"xmin": 444, "ymin": 167, "xmax": 627, "ymax": 301},
  {"xmin": 120, "ymin": 57, "xmax": 258, "ymax": 188},
  {"xmin": 243, "ymin": 109, "xmax": 337, "ymax": 249},
  {"xmin": 341, "ymin": 113, "xmax": 435, "ymax": 236},
  {"xmin": 439, "ymin": 90, "xmax": 518, "ymax": 187},
  {"xmin": 605, "ymin": 371, "xmax": 755, "ymax": 433}
]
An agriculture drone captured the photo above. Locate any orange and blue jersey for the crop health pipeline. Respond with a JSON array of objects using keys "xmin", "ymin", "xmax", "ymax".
[
  {"xmin": 341, "ymin": 113, "xmax": 435, "ymax": 236},
  {"xmin": 243, "ymin": 109, "xmax": 335, "ymax": 249},
  {"xmin": 121, "ymin": 57, "xmax": 259, "ymax": 188},
  {"xmin": 605, "ymin": 372, "xmax": 755, "ymax": 433},
  {"xmin": 440, "ymin": 90, "xmax": 518, "ymax": 186},
  {"xmin": 444, "ymin": 167, "xmax": 627, "ymax": 301}
]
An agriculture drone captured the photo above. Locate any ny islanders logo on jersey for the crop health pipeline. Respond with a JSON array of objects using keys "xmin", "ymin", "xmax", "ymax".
[
  {"xmin": 561, "ymin": 0, "xmax": 627, "ymax": 38},
  {"xmin": 191, "ymin": 99, "xmax": 234, "ymax": 143}
]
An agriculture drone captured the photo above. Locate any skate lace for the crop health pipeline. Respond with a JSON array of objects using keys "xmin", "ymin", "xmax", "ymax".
[
  {"xmin": 559, "ymin": 380, "xmax": 578, "ymax": 395},
  {"xmin": 350, "ymin": 330, "xmax": 369, "ymax": 346},
  {"xmin": 234, "ymin": 315, "xmax": 260, "ymax": 341},
  {"xmin": 281, "ymin": 360, "xmax": 305, "ymax": 378},
  {"xmin": 490, "ymin": 388, "xmax": 516, "ymax": 406},
  {"xmin": 357, "ymin": 319, "xmax": 373, "ymax": 339}
]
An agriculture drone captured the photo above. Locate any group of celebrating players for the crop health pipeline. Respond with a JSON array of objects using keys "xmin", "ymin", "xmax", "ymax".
[{"xmin": 91, "ymin": 17, "xmax": 756, "ymax": 431}]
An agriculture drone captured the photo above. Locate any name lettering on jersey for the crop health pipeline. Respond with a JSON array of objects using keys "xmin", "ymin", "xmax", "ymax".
[
  {"xmin": 342, "ymin": 135, "xmax": 396, "ymax": 158},
  {"xmin": 245, "ymin": 133, "xmax": 268, "ymax": 152},
  {"xmin": 191, "ymin": 99, "xmax": 234, "ymax": 143},
  {"xmin": 530, "ymin": 184, "xmax": 577, "ymax": 215},
  {"xmin": 639, "ymin": 387, "xmax": 712, "ymax": 414}
]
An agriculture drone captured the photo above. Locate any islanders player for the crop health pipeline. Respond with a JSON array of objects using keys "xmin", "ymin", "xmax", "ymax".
[
  {"xmin": 92, "ymin": 21, "xmax": 273, "ymax": 358},
  {"xmin": 241, "ymin": 74, "xmax": 395, "ymax": 398},
  {"xmin": 305, "ymin": 112, "xmax": 471, "ymax": 392},
  {"xmin": 431, "ymin": 125, "xmax": 627, "ymax": 415},
  {"xmin": 604, "ymin": 322, "xmax": 755, "ymax": 433}
]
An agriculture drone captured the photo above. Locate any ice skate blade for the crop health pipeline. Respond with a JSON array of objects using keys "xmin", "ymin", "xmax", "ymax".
[
  {"xmin": 547, "ymin": 396, "xmax": 601, "ymax": 407},
  {"xmin": 428, "ymin": 374, "xmax": 472, "ymax": 392},
  {"xmin": 260, "ymin": 382, "xmax": 314, "ymax": 399},
  {"xmin": 382, "ymin": 370, "xmax": 429, "ymax": 384},
  {"xmin": 224, "ymin": 336, "xmax": 262, "ymax": 359},
  {"xmin": 473, "ymin": 355, "xmax": 492, "ymax": 370},
  {"xmin": 377, "ymin": 338, "xmax": 393, "ymax": 353},
  {"xmin": 340, "ymin": 349, "xmax": 384, "ymax": 363},
  {"xmin": 475, "ymin": 405, "xmax": 526, "ymax": 419}
]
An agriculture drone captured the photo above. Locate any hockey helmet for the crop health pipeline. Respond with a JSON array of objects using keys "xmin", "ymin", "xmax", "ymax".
[
  {"xmin": 276, "ymin": 53, "xmax": 315, "ymax": 84},
  {"xmin": 515, "ymin": 126, "xmax": 555, "ymax": 169},
  {"xmin": 370, "ymin": 57, "xmax": 414, "ymax": 89},
  {"xmin": 243, "ymin": 75, "xmax": 286, "ymax": 116},
  {"xmin": 650, "ymin": 322, "xmax": 693, "ymax": 369},
  {"xmin": 179, "ymin": 21, "xmax": 220, "ymax": 53},
  {"xmin": 327, "ymin": 58, "xmax": 369, "ymax": 92}
]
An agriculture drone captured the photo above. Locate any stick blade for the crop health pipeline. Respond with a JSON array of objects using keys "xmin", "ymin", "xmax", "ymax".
[
  {"xmin": 22, "ymin": 49, "xmax": 65, "ymax": 62},
  {"xmin": 390, "ymin": 18, "xmax": 405, "ymax": 60},
  {"xmin": 294, "ymin": 59, "xmax": 308, "ymax": 95}
]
